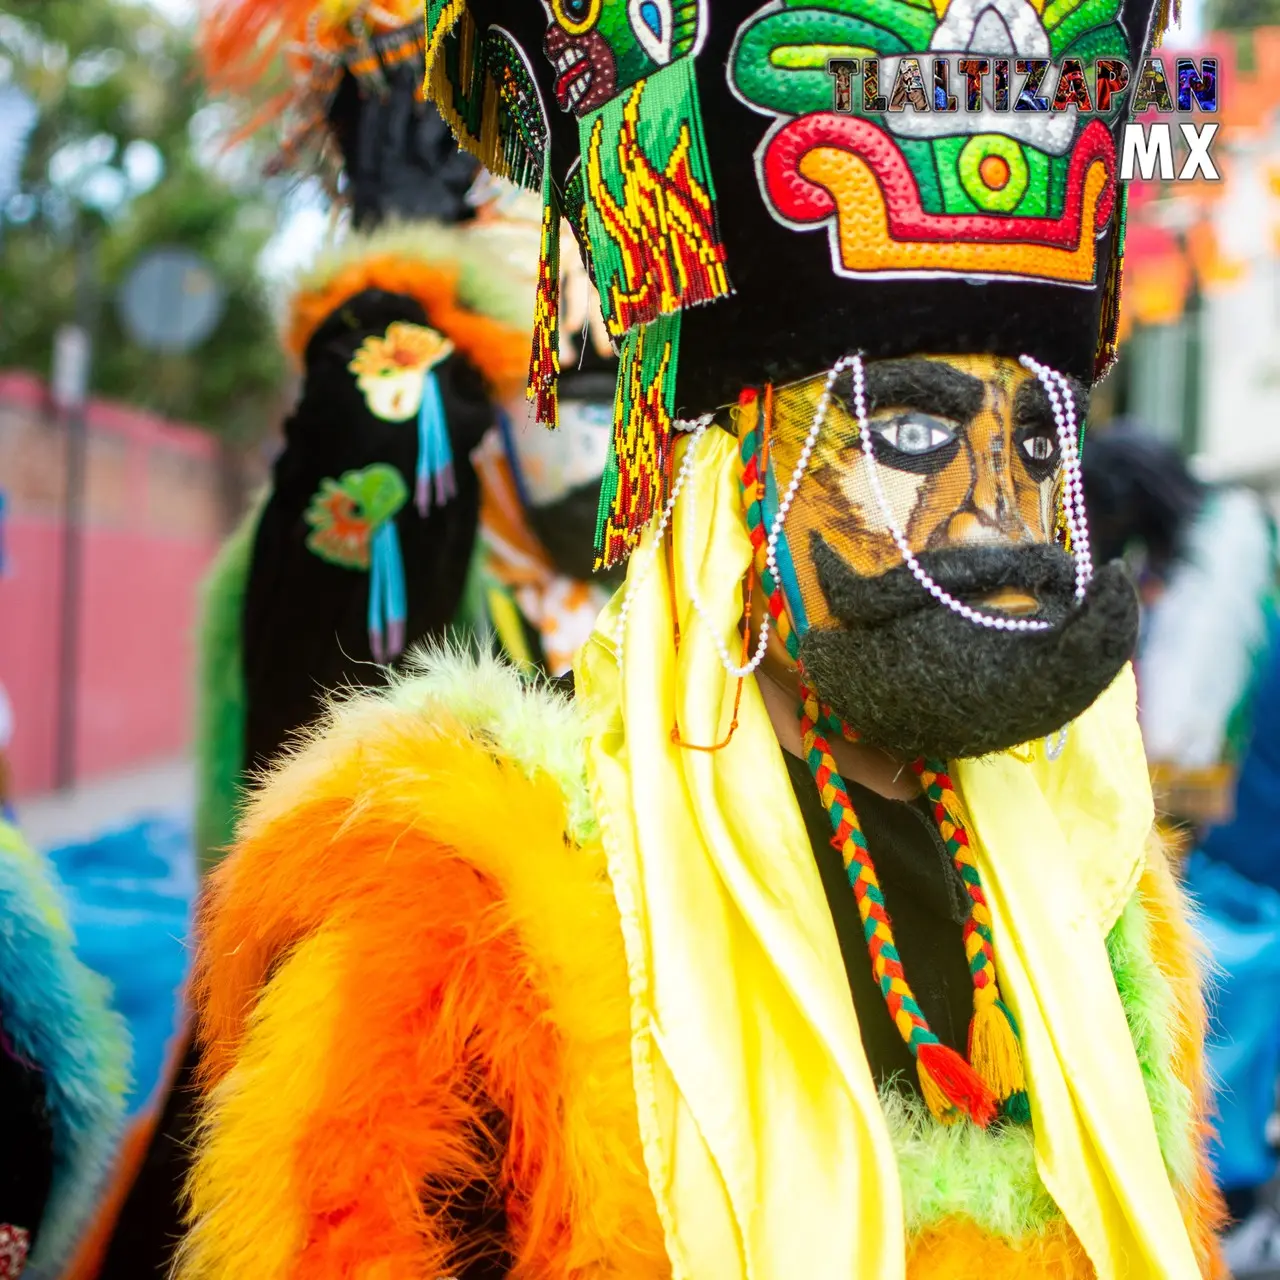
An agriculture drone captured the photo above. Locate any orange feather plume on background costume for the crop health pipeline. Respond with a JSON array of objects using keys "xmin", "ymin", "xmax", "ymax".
[
  {"xmin": 196, "ymin": 0, "xmax": 425, "ymax": 173},
  {"xmin": 199, "ymin": 0, "xmax": 421, "ymax": 94},
  {"xmin": 287, "ymin": 255, "xmax": 530, "ymax": 397}
]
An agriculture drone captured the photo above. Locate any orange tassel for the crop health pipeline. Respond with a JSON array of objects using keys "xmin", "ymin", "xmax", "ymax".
[{"xmin": 917, "ymin": 1041, "xmax": 998, "ymax": 1128}]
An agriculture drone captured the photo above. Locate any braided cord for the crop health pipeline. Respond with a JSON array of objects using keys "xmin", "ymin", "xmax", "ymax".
[
  {"xmin": 799, "ymin": 683, "xmax": 999, "ymax": 1128},
  {"xmin": 915, "ymin": 761, "xmax": 997, "ymax": 995},
  {"xmin": 801, "ymin": 687, "xmax": 939, "ymax": 1051},
  {"xmin": 915, "ymin": 759, "xmax": 1030, "ymax": 1120},
  {"xmin": 795, "ymin": 684, "xmax": 1029, "ymax": 1126},
  {"xmin": 739, "ymin": 401, "xmax": 800, "ymax": 661}
]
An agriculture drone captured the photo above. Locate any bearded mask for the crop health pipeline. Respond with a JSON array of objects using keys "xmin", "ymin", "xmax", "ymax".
[{"xmin": 766, "ymin": 355, "xmax": 1139, "ymax": 759}]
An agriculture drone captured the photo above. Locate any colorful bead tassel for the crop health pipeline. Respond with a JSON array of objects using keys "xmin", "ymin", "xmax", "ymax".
[
  {"xmin": 416, "ymin": 367, "xmax": 456, "ymax": 515},
  {"xmin": 528, "ymin": 165, "xmax": 561, "ymax": 429},
  {"xmin": 577, "ymin": 60, "xmax": 731, "ymax": 337},
  {"xmin": 592, "ymin": 312, "xmax": 679, "ymax": 569},
  {"xmin": 368, "ymin": 518, "xmax": 407, "ymax": 664}
]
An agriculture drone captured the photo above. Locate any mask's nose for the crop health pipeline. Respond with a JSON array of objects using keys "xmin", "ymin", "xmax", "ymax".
[{"xmin": 944, "ymin": 455, "xmax": 1036, "ymax": 546}]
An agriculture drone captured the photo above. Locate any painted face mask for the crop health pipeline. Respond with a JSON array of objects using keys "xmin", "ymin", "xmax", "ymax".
[{"xmin": 753, "ymin": 355, "xmax": 1139, "ymax": 758}]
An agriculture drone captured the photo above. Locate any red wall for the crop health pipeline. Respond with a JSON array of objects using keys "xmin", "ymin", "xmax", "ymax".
[{"xmin": 0, "ymin": 372, "xmax": 224, "ymax": 798}]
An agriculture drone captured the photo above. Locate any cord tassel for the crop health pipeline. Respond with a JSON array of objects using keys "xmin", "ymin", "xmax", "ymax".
[
  {"xmin": 968, "ymin": 991, "xmax": 1027, "ymax": 1109},
  {"xmin": 528, "ymin": 161, "xmax": 561, "ymax": 428},
  {"xmin": 917, "ymin": 1040, "xmax": 998, "ymax": 1127}
]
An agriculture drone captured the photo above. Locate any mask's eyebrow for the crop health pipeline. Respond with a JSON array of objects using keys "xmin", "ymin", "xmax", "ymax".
[
  {"xmin": 860, "ymin": 359, "xmax": 986, "ymax": 422},
  {"xmin": 1014, "ymin": 372, "xmax": 1089, "ymax": 428}
]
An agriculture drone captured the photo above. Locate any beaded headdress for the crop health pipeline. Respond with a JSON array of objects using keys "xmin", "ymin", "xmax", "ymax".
[{"xmin": 423, "ymin": 0, "xmax": 1170, "ymax": 569}]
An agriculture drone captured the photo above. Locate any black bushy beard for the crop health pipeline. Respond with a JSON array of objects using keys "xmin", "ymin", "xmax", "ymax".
[{"xmin": 797, "ymin": 536, "xmax": 1140, "ymax": 760}]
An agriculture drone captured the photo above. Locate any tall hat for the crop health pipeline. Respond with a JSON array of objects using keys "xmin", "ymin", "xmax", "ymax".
[{"xmin": 424, "ymin": 0, "xmax": 1171, "ymax": 566}]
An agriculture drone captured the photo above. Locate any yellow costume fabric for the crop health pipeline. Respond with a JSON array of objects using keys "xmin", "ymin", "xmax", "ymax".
[{"xmin": 576, "ymin": 428, "xmax": 1200, "ymax": 1280}]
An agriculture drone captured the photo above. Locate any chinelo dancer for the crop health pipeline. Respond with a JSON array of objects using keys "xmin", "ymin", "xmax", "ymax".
[
  {"xmin": 189, "ymin": 5, "xmax": 621, "ymax": 871},
  {"xmin": 174, "ymin": 2, "xmax": 1227, "ymax": 1278}
]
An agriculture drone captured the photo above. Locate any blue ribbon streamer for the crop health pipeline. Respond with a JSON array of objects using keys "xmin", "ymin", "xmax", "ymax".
[
  {"xmin": 416, "ymin": 369, "xmax": 456, "ymax": 515},
  {"xmin": 368, "ymin": 519, "xmax": 407, "ymax": 663}
]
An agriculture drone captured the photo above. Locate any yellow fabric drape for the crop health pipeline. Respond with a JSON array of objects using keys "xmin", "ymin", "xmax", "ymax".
[{"xmin": 576, "ymin": 428, "xmax": 1200, "ymax": 1280}]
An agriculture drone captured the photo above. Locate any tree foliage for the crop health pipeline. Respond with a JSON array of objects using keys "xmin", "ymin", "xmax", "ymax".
[{"xmin": 0, "ymin": 0, "xmax": 289, "ymax": 442}]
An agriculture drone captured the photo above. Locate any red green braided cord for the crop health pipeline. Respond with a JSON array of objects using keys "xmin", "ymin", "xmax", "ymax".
[
  {"xmin": 799, "ymin": 683, "xmax": 998, "ymax": 1128},
  {"xmin": 914, "ymin": 759, "xmax": 1031, "ymax": 1122},
  {"xmin": 800, "ymin": 686, "xmax": 931, "ymax": 1049},
  {"xmin": 739, "ymin": 417, "xmax": 800, "ymax": 662},
  {"xmin": 914, "ymin": 760, "xmax": 999, "ymax": 1001}
]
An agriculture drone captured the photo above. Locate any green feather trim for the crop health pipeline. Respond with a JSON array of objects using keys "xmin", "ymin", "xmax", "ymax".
[
  {"xmin": 883, "ymin": 1088, "xmax": 1057, "ymax": 1238},
  {"xmin": 194, "ymin": 499, "xmax": 263, "ymax": 878},
  {"xmin": 884, "ymin": 877, "xmax": 1196, "ymax": 1240},
  {"xmin": 1106, "ymin": 879, "xmax": 1197, "ymax": 1188}
]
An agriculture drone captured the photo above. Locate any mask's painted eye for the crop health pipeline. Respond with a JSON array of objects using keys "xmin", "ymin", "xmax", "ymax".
[
  {"xmin": 551, "ymin": 0, "xmax": 601, "ymax": 35},
  {"xmin": 1014, "ymin": 424, "xmax": 1060, "ymax": 481},
  {"xmin": 873, "ymin": 413, "xmax": 956, "ymax": 455},
  {"xmin": 1022, "ymin": 433, "xmax": 1056, "ymax": 462}
]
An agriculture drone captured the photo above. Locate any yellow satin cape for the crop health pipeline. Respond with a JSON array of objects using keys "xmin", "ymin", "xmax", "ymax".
[{"xmin": 576, "ymin": 427, "xmax": 1200, "ymax": 1280}]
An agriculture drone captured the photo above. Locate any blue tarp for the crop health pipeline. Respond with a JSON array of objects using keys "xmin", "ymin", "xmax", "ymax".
[
  {"xmin": 1187, "ymin": 850, "xmax": 1280, "ymax": 1192},
  {"xmin": 45, "ymin": 817, "xmax": 196, "ymax": 1116},
  {"xmin": 1202, "ymin": 612, "xmax": 1280, "ymax": 892}
]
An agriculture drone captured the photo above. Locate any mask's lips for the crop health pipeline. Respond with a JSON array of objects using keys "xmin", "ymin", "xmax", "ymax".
[
  {"xmin": 979, "ymin": 587, "xmax": 1040, "ymax": 615},
  {"xmin": 810, "ymin": 534, "xmax": 1079, "ymax": 630},
  {"xmin": 543, "ymin": 26, "xmax": 617, "ymax": 116}
]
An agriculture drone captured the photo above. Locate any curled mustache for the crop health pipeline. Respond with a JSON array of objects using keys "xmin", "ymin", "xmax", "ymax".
[
  {"xmin": 798, "ymin": 535, "xmax": 1140, "ymax": 760},
  {"xmin": 810, "ymin": 538, "xmax": 1078, "ymax": 627}
]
